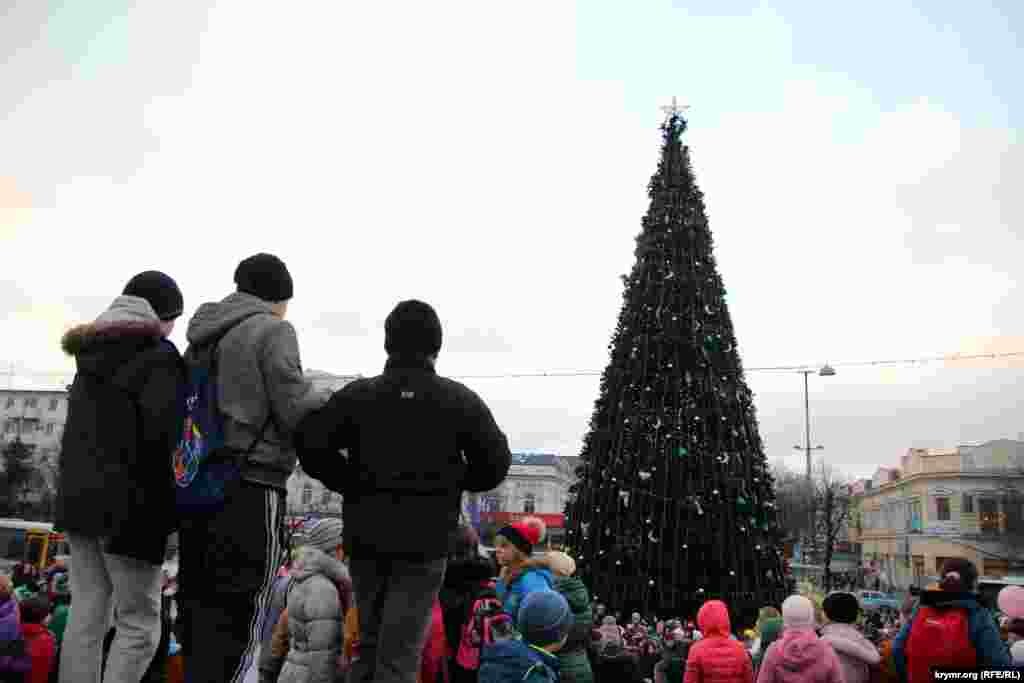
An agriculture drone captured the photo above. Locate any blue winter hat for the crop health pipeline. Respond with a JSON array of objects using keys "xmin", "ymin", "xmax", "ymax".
[{"xmin": 519, "ymin": 590, "xmax": 573, "ymax": 647}]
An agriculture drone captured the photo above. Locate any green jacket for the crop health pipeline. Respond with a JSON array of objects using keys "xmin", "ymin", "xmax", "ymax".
[
  {"xmin": 554, "ymin": 576, "xmax": 594, "ymax": 683},
  {"xmin": 48, "ymin": 604, "xmax": 70, "ymax": 649}
]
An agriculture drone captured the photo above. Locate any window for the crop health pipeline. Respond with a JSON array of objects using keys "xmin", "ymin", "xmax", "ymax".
[
  {"xmin": 979, "ymin": 498, "xmax": 999, "ymax": 534},
  {"xmin": 523, "ymin": 493, "xmax": 536, "ymax": 514},
  {"xmin": 909, "ymin": 501, "xmax": 922, "ymax": 531},
  {"xmin": 321, "ymin": 490, "xmax": 331, "ymax": 505},
  {"xmin": 4, "ymin": 397, "xmax": 14, "ymax": 409},
  {"xmin": 24, "ymin": 398, "xmax": 37, "ymax": 409},
  {"xmin": 962, "ymin": 494, "xmax": 974, "ymax": 514},
  {"xmin": 1005, "ymin": 499, "xmax": 1024, "ymax": 535},
  {"xmin": 49, "ymin": 398, "xmax": 58, "ymax": 411},
  {"xmin": 45, "ymin": 423, "xmax": 54, "ymax": 435},
  {"xmin": 936, "ymin": 497, "xmax": 951, "ymax": 521},
  {"xmin": 301, "ymin": 484, "xmax": 313, "ymax": 506}
]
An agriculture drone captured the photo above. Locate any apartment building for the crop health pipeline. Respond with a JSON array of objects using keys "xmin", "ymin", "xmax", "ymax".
[{"xmin": 854, "ymin": 439, "xmax": 1024, "ymax": 589}]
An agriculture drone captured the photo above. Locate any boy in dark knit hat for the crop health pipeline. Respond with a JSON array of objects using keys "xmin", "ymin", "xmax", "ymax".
[
  {"xmin": 295, "ymin": 299, "xmax": 512, "ymax": 683},
  {"xmin": 479, "ymin": 590, "xmax": 571, "ymax": 683},
  {"xmin": 56, "ymin": 271, "xmax": 186, "ymax": 683},
  {"xmin": 178, "ymin": 253, "xmax": 328, "ymax": 683}
]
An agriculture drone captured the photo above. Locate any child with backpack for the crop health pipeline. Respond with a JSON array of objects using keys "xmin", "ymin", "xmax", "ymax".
[
  {"xmin": 894, "ymin": 559, "xmax": 1011, "ymax": 683},
  {"xmin": 440, "ymin": 525, "xmax": 500, "ymax": 683},
  {"xmin": 479, "ymin": 591, "xmax": 573, "ymax": 683}
]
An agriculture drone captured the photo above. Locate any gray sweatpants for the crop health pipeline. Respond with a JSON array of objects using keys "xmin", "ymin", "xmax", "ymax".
[
  {"xmin": 60, "ymin": 533, "xmax": 163, "ymax": 683},
  {"xmin": 347, "ymin": 556, "xmax": 447, "ymax": 683}
]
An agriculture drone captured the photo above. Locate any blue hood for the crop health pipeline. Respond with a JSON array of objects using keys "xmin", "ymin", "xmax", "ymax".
[{"xmin": 479, "ymin": 639, "xmax": 559, "ymax": 683}]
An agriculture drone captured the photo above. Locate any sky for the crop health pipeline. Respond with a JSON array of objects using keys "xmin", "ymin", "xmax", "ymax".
[{"xmin": 1, "ymin": 0, "xmax": 1021, "ymax": 480}]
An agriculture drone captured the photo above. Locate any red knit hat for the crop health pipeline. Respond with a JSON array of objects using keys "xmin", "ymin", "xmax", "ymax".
[{"xmin": 497, "ymin": 520, "xmax": 542, "ymax": 555}]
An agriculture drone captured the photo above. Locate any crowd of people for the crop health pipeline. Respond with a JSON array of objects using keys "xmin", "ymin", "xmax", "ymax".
[{"xmin": 6, "ymin": 255, "xmax": 1021, "ymax": 683}]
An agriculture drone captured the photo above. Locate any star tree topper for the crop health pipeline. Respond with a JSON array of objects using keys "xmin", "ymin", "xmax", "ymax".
[{"xmin": 660, "ymin": 96, "xmax": 690, "ymax": 118}]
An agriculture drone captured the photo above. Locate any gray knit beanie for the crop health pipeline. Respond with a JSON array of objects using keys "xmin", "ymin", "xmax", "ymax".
[{"xmin": 304, "ymin": 518, "xmax": 344, "ymax": 554}]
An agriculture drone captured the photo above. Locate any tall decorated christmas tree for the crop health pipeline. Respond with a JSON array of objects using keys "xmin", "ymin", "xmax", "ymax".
[{"xmin": 565, "ymin": 103, "xmax": 788, "ymax": 621}]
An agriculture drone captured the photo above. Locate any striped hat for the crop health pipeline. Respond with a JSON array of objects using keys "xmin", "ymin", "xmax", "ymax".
[{"xmin": 304, "ymin": 518, "xmax": 344, "ymax": 554}]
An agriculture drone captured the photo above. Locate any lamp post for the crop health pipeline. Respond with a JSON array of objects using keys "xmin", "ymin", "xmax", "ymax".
[{"xmin": 794, "ymin": 364, "xmax": 835, "ymax": 563}]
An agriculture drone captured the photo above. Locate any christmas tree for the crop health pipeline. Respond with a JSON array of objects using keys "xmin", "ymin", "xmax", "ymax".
[{"xmin": 565, "ymin": 103, "xmax": 788, "ymax": 621}]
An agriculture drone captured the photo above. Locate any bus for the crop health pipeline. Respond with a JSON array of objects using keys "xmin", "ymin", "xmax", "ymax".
[{"xmin": 0, "ymin": 519, "xmax": 70, "ymax": 574}]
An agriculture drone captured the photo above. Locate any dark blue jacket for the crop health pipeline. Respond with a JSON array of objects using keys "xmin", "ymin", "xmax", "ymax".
[
  {"xmin": 893, "ymin": 590, "xmax": 1011, "ymax": 682},
  {"xmin": 479, "ymin": 639, "xmax": 560, "ymax": 683}
]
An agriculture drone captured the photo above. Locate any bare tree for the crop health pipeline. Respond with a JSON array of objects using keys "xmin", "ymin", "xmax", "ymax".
[
  {"xmin": 770, "ymin": 463, "xmax": 814, "ymax": 557},
  {"xmin": 815, "ymin": 460, "xmax": 853, "ymax": 591}
]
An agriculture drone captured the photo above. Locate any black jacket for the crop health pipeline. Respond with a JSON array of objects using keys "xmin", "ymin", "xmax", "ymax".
[
  {"xmin": 295, "ymin": 355, "xmax": 511, "ymax": 560},
  {"xmin": 55, "ymin": 296, "xmax": 185, "ymax": 565}
]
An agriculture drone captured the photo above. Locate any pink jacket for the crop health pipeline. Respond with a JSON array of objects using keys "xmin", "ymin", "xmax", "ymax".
[
  {"xmin": 820, "ymin": 623, "xmax": 879, "ymax": 683},
  {"xmin": 756, "ymin": 629, "xmax": 846, "ymax": 683}
]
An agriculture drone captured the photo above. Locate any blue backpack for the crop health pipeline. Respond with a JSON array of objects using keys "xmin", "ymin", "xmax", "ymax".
[{"xmin": 173, "ymin": 337, "xmax": 269, "ymax": 516}]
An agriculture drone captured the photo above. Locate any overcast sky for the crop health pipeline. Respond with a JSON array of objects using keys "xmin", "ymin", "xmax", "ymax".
[{"xmin": 1, "ymin": 0, "xmax": 1021, "ymax": 480}]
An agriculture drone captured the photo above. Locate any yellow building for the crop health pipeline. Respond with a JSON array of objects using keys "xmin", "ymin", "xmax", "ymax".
[{"xmin": 855, "ymin": 439, "xmax": 1024, "ymax": 589}]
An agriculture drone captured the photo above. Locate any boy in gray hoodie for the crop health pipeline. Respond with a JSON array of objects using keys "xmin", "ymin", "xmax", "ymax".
[{"xmin": 177, "ymin": 253, "xmax": 327, "ymax": 683}]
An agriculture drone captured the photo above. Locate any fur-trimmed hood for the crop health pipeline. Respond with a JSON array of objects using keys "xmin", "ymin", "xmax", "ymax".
[
  {"xmin": 61, "ymin": 296, "xmax": 164, "ymax": 357},
  {"xmin": 290, "ymin": 546, "xmax": 350, "ymax": 586}
]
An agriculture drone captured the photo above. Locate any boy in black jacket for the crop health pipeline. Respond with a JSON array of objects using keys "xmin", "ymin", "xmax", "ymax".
[
  {"xmin": 296, "ymin": 300, "xmax": 512, "ymax": 683},
  {"xmin": 56, "ymin": 271, "xmax": 186, "ymax": 683}
]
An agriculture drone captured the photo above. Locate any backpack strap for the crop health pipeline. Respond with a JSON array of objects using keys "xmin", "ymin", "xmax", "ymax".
[{"xmin": 195, "ymin": 313, "xmax": 278, "ymax": 464}]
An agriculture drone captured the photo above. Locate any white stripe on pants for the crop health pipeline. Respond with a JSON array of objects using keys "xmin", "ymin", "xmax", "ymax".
[
  {"xmin": 59, "ymin": 533, "xmax": 163, "ymax": 683},
  {"xmin": 230, "ymin": 486, "xmax": 285, "ymax": 683}
]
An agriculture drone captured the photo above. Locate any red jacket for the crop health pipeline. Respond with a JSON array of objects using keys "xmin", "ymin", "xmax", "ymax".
[
  {"xmin": 23, "ymin": 623, "xmax": 56, "ymax": 683},
  {"xmin": 685, "ymin": 601, "xmax": 753, "ymax": 683}
]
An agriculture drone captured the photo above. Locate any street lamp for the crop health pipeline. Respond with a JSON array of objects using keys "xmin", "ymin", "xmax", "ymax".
[{"xmin": 793, "ymin": 364, "xmax": 835, "ymax": 561}]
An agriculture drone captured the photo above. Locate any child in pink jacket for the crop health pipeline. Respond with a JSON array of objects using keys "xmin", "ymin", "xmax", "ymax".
[{"xmin": 756, "ymin": 596, "xmax": 846, "ymax": 683}]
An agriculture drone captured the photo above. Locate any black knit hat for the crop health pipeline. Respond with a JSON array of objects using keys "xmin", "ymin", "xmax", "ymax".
[
  {"xmin": 823, "ymin": 592, "xmax": 860, "ymax": 624},
  {"xmin": 234, "ymin": 253, "xmax": 294, "ymax": 302},
  {"xmin": 123, "ymin": 271, "xmax": 184, "ymax": 321},
  {"xmin": 384, "ymin": 300, "xmax": 442, "ymax": 356}
]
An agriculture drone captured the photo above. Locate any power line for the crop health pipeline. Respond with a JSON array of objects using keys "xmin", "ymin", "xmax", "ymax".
[
  {"xmin": 2, "ymin": 350, "xmax": 1023, "ymax": 384},
  {"xmin": 447, "ymin": 350, "xmax": 1024, "ymax": 379}
]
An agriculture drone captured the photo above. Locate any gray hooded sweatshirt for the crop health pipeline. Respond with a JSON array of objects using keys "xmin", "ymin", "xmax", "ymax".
[{"xmin": 186, "ymin": 292, "xmax": 328, "ymax": 489}]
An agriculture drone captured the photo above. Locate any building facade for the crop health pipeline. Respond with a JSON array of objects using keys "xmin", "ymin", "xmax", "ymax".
[
  {"xmin": 853, "ymin": 440, "xmax": 1024, "ymax": 589},
  {"xmin": 476, "ymin": 453, "xmax": 579, "ymax": 546},
  {"xmin": 285, "ymin": 371, "xmax": 360, "ymax": 517},
  {"xmin": 0, "ymin": 389, "xmax": 67, "ymax": 505}
]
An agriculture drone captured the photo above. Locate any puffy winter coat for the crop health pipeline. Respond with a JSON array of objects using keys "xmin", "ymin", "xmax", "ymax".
[
  {"xmin": 479, "ymin": 639, "xmax": 560, "ymax": 683},
  {"xmin": 295, "ymin": 354, "xmax": 511, "ymax": 561},
  {"xmin": 56, "ymin": 296, "xmax": 185, "ymax": 562},
  {"xmin": 553, "ymin": 575, "xmax": 594, "ymax": 683},
  {"xmin": 820, "ymin": 622, "xmax": 879, "ymax": 683},
  {"xmin": 0, "ymin": 597, "xmax": 29, "ymax": 675},
  {"xmin": 755, "ymin": 629, "xmax": 845, "ymax": 683},
  {"xmin": 497, "ymin": 568, "xmax": 554, "ymax": 622},
  {"xmin": 752, "ymin": 618, "xmax": 783, "ymax": 674},
  {"xmin": 275, "ymin": 547, "xmax": 351, "ymax": 683},
  {"xmin": 23, "ymin": 623, "xmax": 55, "ymax": 683},
  {"xmin": 684, "ymin": 601, "xmax": 753, "ymax": 683},
  {"xmin": 259, "ymin": 575, "xmax": 293, "ymax": 683}
]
